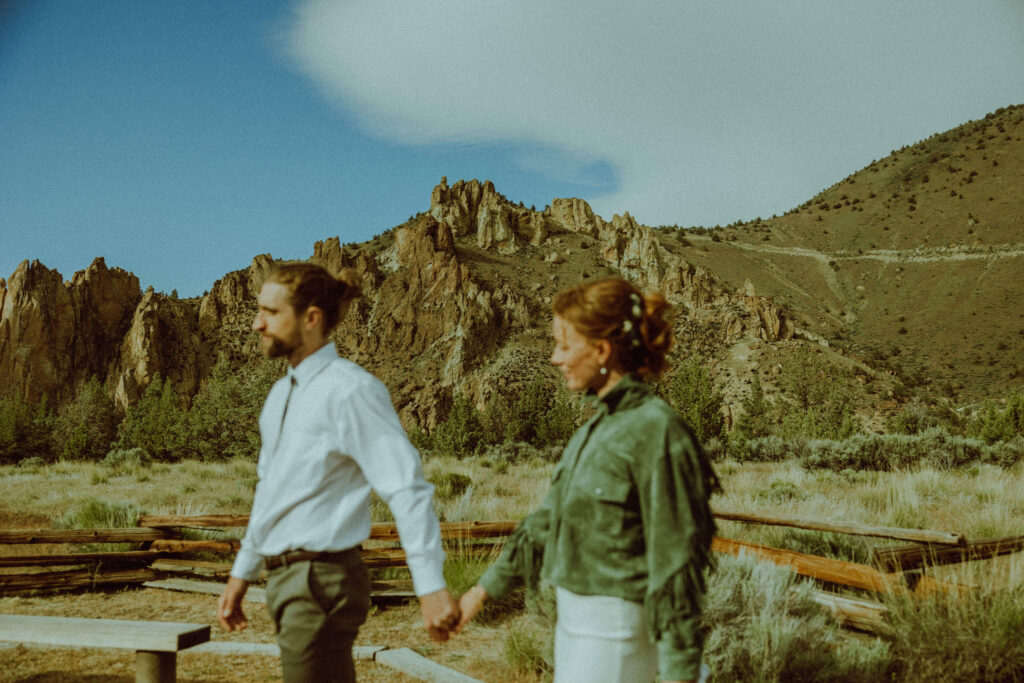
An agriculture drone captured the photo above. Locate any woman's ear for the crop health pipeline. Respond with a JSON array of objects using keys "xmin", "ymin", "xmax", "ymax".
[{"xmin": 594, "ymin": 338, "xmax": 613, "ymax": 367}]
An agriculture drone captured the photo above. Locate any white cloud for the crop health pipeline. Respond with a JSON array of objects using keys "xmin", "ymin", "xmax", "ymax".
[{"xmin": 284, "ymin": 0, "xmax": 1024, "ymax": 226}]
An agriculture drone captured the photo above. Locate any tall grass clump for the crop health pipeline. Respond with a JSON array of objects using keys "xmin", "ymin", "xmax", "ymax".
[
  {"xmin": 57, "ymin": 497, "xmax": 143, "ymax": 552},
  {"xmin": 502, "ymin": 585, "xmax": 556, "ymax": 679},
  {"xmin": 703, "ymin": 556, "xmax": 889, "ymax": 682},
  {"xmin": 102, "ymin": 447, "xmax": 153, "ymax": 475},
  {"xmin": 58, "ymin": 497, "xmax": 141, "ymax": 529},
  {"xmin": 885, "ymin": 583, "xmax": 1024, "ymax": 682}
]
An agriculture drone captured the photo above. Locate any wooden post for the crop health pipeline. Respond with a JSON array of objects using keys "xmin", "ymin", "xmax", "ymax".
[
  {"xmin": 135, "ymin": 650, "xmax": 176, "ymax": 683},
  {"xmin": 712, "ymin": 507, "xmax": 965, "ymax": 546},
  {"xmin": 712, "ymin": 536, "xmax": 901, "ymax": 593}
]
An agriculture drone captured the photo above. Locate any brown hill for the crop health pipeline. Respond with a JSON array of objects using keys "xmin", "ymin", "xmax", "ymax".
[{"xmin": 669, "ymin": 104, "xmax": 1024, "ymax": 402}]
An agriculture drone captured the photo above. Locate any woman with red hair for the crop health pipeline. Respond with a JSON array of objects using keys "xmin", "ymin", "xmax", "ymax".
[{"xmin": 456, "ymin": 277, "xmax": 719, "ymax": 683}]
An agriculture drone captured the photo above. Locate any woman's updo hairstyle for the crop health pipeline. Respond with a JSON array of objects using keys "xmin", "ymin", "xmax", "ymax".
[
  {"xmin": 552, "ymin": 277, "xmax": 673, "ymax": 377},
  {"xmin": 264, "ymin": 262, "xmax": 362, "ymax": 334}
]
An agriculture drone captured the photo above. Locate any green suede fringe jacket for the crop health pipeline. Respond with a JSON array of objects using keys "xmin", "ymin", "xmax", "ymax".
[{"xmin": 479, "ymin": 374, "xmax": 721, "ymax": 681}]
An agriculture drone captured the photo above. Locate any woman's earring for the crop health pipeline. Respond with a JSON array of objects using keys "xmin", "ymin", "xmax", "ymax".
[{"xmin": 599, "ymin": 366, "xmax": 608, "ymax": 376}]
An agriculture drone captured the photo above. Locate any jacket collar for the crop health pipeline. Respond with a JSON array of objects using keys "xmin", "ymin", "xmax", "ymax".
[{"xmin": 590, "ymin": 373, "xmax": 652, "ymax": 414}]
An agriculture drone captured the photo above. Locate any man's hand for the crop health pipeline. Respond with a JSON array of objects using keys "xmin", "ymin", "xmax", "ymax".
[
  {"xmin": 454, "ymin": 584, "xmax": 488, "ymax": 633},
  {"xmin": 419, "ymin": 587, "xmax": 460, "ymax": 642},
  {"xmin": 217, "ymin": 576, "xmax": 250, "ymax": 632}
]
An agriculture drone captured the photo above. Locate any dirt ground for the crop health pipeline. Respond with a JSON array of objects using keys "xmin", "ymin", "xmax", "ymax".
[{"xmin": 0, "ymin": 584, "xmax": 530, "ymax": 682}]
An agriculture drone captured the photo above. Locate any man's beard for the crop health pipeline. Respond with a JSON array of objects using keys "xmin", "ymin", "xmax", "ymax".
[{"xmin": 261, "ymin": 331, "xmax": 301, "ymax": 359}]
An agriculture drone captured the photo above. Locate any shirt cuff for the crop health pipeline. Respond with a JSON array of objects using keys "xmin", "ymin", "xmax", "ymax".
[
  {"xmin": 230, "ymin": 547, "xmax": 265, "ymax": 583},
  {"xmin": 406, "ymin": 550, "xmax": 447, "ymax": 597}
]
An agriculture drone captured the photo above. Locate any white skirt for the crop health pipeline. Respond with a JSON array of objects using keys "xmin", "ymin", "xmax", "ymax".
[{"xmin": 553, "ymin": 587, "xmax": 709, "ymax": 683}]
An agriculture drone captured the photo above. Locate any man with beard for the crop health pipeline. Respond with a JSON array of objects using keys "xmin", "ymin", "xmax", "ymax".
[{"xmin": 217, "ymin": 262, "xmax": 459, "ymax": 682}]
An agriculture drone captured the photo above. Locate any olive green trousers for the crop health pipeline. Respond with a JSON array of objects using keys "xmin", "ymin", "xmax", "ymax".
[{"xmin": 265, "ymin": 550, "xmax": 370, "ymax": 683}]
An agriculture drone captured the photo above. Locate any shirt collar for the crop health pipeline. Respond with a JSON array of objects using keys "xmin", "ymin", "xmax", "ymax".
[{"xmin": 287, "ymin": 342, "xmax": 337, "ymax": 387}]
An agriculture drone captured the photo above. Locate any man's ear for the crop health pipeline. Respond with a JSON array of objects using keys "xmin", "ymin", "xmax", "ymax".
[{"xmin": 303, "ymin": 305, "xmax": 325, "ymax": 333}]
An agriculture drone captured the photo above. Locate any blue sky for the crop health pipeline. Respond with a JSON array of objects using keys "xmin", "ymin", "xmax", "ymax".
[{"xmin": 2, "ymin": 1, "xmax": 1023, "ymax": 297}]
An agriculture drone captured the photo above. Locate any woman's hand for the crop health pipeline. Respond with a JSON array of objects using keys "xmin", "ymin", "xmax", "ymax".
[{"xmin": 454, "ymin": 584, "xmax": 489, "ymax": 633}]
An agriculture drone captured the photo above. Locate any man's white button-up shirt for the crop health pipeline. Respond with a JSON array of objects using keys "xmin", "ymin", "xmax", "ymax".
[{"xmin": 231, "ymin": 343, "xmax": 446, "ymax": 597}]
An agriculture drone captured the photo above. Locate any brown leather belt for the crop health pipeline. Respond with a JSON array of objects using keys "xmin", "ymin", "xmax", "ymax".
[{"xmin": 264, "ymin": 547, "xmax": 360, "ymax": 571}]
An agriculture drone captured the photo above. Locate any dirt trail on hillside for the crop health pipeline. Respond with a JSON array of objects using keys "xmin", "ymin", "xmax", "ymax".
[{"xmin": 688, "ymin": 235, "xmax": 1024, "ymax": 263}]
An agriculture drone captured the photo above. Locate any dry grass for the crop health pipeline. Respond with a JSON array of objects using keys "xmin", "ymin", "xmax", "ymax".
[{"xmin": 3, "ymin": 457, "xmax": 1024, "ymax": 681}]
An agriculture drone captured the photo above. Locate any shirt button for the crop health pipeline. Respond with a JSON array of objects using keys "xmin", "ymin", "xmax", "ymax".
[{"xmin": 595, "ymin": 487, "xmax": 603, "ymax": 495}]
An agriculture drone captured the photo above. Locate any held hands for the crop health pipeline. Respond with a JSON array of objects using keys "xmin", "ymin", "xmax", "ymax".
[
  {"xmin": 419, "ymin": 587, "xmax": 461, "ymax": 642},
  {"xmin": 454, "ymin": 584, "xmax": 488, "ymax": 633}
]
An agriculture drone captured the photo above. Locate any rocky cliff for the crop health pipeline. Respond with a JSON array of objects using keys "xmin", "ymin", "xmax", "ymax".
[{"xmin": 0, "ymin": 178, "xmax": 795, "ymax": 427}]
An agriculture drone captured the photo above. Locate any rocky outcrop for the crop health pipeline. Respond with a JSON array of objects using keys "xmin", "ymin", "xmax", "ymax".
[
  {"xmin": 430, "ymin": 177, "xmax": 527, "ymax": 254},
  {"xmin": 0, "ymin": 260, "xmax": 76, "ymax": 403},
  {"xmin": 0, "ymin": 178, "xmax": 795, "ymax": 431},
  {"xmin": 336, "ymin": 214, "xmax": 530, "ymax": 428},
  {"xmin": 197, "ymin": 254, "xmax": 273, "ymax": 336},
  {"xmin": 544, "ymin": 192, "xmax": 793, "ymax": 344},
  {"xmin": 112, "ymin": 288, "xmax": 206, "ymax": 408},
  {"xmin": 0, "ymin": 258, "xmax": 142, "ymax": 403}
]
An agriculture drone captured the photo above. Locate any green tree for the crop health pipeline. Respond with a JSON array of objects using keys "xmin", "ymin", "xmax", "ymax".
[
  {"xmin": 431, "ymin": 393, "xmax": 485, "ymax": 457},
  {"xmin": 0, "ymin": 393, "xmax": 55, "ymax": 464},
  {"xmin": 53, "ymin": 377, "xmax": 120, "ymax": 461},
  {"xmin": 480, "ymin": 378, "xmax": 579, "ymax": 448},
  {"xmin": 113, "ymin": 375, "xmax": 189, "ymax": 461},
  {"xmin": 774, "ymin": 348, "xmax": 858, "ymax": 440},
  {"xmin": 184, "ymin": 358, "xmax": 280, "ymax": 461},
  {"xmin": 967, "ymin": 394, "xmax": 1024, "ymax": 444},
  {"xmin": 665, "ymin": 359, "xmax": 724, "ymax": 442},
  {"xmin": 735, "ymin": 375, "xmax": 773, "ymax": 439}
]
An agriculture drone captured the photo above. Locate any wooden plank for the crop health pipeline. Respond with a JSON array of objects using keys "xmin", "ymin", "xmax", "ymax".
[
  {"xmin": 137, "ymin": 514, "xmax": 250, "ymax": 528},
  {"xmin": 871, "ymin": 535, "xmax": 1024, "ymax": 573},
  {"xmin": 376, "ymin": 647, "xmax": 485, "ymax": 683},
  {"xmin": 361, "ymin": 548, "xmax": 410, "ymax": 568},
  {"xmin": 712, "ymin": 507, "xmax": 964, "ymax": 546},
  {"xmin": 0, "ymin": 567, "xmax": 159, "ymax": 592},
  {"xmin": 150, "ymin": 558, "xmax": 232, "ymax": 577},
  {"xmin": 712, "ymin": 536, "xmax": 901, "ymax": 593},
  {"xmin": 372, "ymin": 521, "xmax": 519, "ymax": 541},
  {"xmin": 149, "ymin": 539, "xmax": 239, "ymax": 553},
  {"xmin": 0, "ymin": 528, "xmax": 173, "ymax": 544},
  {"xmin": 136, "ymin": 515, "xmax": 520, "ymax": 540},
  {"xmin": 190, "ymin": 642, "xmax": 385, "ymax": 660},
  {"xmin": 806, "ymin": 589, "xmax": 891, "ymax": 635},
  {"xmin": 0, "ymin": 614, "xmax": 209, "ymax": 652},
  {"xmin": 144, "ymin": 577, "xmax": 413, "ymax": 602},
  {"xmin": 0, "ymin": 551, "xmax": 165, "ymax": 567},
  {"xmin": 144, "ymin": 578, "xmax": 267, "ymax": 603}
]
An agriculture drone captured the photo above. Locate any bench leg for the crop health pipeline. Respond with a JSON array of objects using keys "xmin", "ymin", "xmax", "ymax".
[{"xmin": 136, "ymin": 650, "xmax": 176, "ymax": 683}]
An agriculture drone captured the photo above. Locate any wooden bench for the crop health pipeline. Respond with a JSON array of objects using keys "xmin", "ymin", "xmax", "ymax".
[{"xmin": 0, "ymin": 614, "xmax": 210, "ymax": 683}]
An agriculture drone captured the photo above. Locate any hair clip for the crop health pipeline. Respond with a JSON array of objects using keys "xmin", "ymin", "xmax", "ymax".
[{"xmin": 628, "ymin": 292, "xmax": 643, "ymax": 319}]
